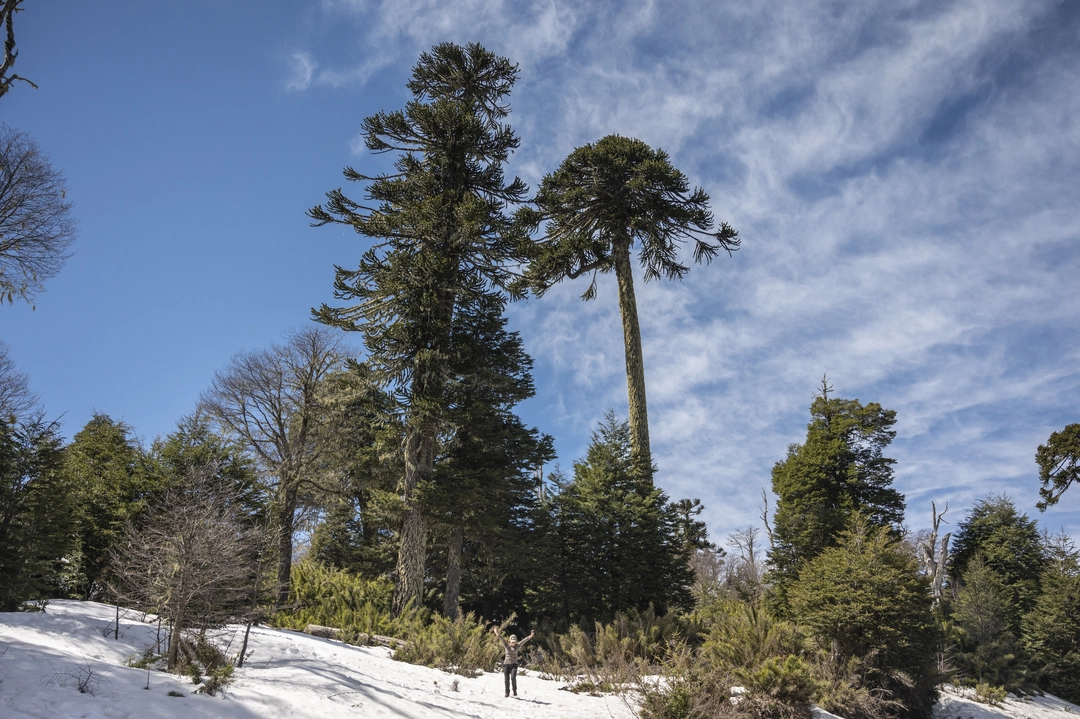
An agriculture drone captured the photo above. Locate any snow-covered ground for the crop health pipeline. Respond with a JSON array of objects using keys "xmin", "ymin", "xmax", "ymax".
[
  {"xmin": 2, "ymin": 601, "xmax": 1077, "ymax": 719},
  {"xmin": 0, "ymin": 601, "xmax": 635, "ymax": 719}
]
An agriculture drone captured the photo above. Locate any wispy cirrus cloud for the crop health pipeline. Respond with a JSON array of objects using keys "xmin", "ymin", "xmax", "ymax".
[{"xmin": 292, "ymin": 0, "xmax": 1080, "ymax": 541}]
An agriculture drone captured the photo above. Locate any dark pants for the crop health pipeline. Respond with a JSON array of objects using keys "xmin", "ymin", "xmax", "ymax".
[{"xmin": 503, "ymin": 663, "xmax": 517, "ymax": 694}]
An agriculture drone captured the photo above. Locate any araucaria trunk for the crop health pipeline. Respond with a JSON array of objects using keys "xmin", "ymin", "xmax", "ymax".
[
  {"xmin": 392, "ymin": 416, "xmax": 437, "ymax": 616},
  {"xmin": 613, "ymin": 238, "xmax": 652, "ymax": 484},
  {"xmin": 443, "ymin": 524, "xmax": 464, "ymax": 619}
]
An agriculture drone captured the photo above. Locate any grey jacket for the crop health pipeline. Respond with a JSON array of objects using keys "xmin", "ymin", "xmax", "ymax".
[{"xmin": 499, "ymin": 635, "xmax": 532, "ymax": 665}]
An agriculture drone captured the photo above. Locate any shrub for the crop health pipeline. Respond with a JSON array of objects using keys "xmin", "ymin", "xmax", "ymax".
[
  {"xmin": 271, "ymin": 561, "xmax": 394, "ymax": 640},
  {"xmin": 972, "ymin": 682, "xmax": 1007, "ymax": 706},
  {"xmin": 392, "ymin": 612, "xmax": 506, "ymax": 677}
]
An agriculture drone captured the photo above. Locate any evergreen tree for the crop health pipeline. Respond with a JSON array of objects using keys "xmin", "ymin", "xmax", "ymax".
[
  {"xmin": 1021, "ymin": 535, "xmax": 1080, "ymax": 702},
  {"xmin": 544, "ymin": 412, "xmax": 693, "ymax": 623},
  {"xmin": 1035, "ymin": 424, "xmax": 1080, "ymax": 511},
  {"xmin": 769, "ymin": 379, "xmax": 905, "ymax": 594},
  {"xmin": 951, "ymin": 554, "xmax": 1029, "ymax": 691},
  {"xmin": 152, "ymin": 412, "xmax": 266, "ymax": 524},
  {"xmin": 788, "ymin": 515, "xmax": 939, "ymax": 719},
  {"xmin": 309, "ymin": 43, "xmax": 531, "ymax": 615},
  {"xmin": 0, "ymin": 413, "xmax": 72, "ymax": 610},
  {"xmin": 308, "ymin": 361, "xmax": 402, "ymax": 578},
  {"xmin": 426, "ymin": 293, "xmax": 553, "ymax": 619},
  {"xmin": 949, "ymin": 494, "xmax": 1044, "ymax": 633},
  {"xmin": 63, "ymin": 413, "xmax": 157, "ymax": 599},
  {"xmin": 517, "ymin": 135, "xmax": 739, "ymax": 481}
]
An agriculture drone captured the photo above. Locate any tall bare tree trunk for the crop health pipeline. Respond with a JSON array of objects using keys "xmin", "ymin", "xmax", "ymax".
[
  {"xmin": 275, "ymin": 480, "xmax": 298, "ymax": 606},
  {"xmin": 167, "ymin": 608, "xmax": 183, "ymax": 671},
  {"xmin": 393, "ymin": 417, "xmax": 436, "ymax": 616},
  {"xmin": 612, "ymin": 238, "xmax": 652, "ymax": 484},
  {"xmin": 443, "ymin": 524, "xmax": 464, "ymax": 619}
]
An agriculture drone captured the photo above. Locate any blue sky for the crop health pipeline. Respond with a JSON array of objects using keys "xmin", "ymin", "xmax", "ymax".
[{"xmin": 4, "ymin": 0, "xmax": 1078, "ymax": 545}]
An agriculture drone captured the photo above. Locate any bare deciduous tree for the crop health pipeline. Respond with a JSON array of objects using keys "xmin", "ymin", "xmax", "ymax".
[
  {"xmin": 200, "ymin": 326, "xmax": 346, "ymax": 605},
  {"xmin": 1, "ymin": 0, "xmax": 36, "ymax": 98},
  {"xmin": 0, "ymin": 340, "xmax": 36, "ymax": 419},
  {"xmin": 108, "ymin": 464, "xmax": 263, "ymax": 672},
  {"xmin": 0, "ymin": 126, "xmax": 76, "ymax": 305}
]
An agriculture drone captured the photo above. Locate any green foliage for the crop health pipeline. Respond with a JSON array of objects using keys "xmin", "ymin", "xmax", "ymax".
[
  {"xmin": 539, "ymin": 413, "xmax": 693, "ymax": 623},
  {"xmin": 702, "ymin": 602, "xmax": 804, "ymax": 679},
  {"xmin": 426, "ymin": 294, "xmax": 554, "ymax": 619},
  {"xmin": 272, "ymin": 561, "xmax": 394, "ymax": 638},
  {"xmin": 152, "ymin": 413, "xmax": 265, "ymax": 524},
  {"xmin": 309, "ymin": 361, "xmax": 401, "ymax": 578},
  {"xmin": 0, "ymin": 414, "xmax": 72, "ymax": 610},
  {"xmin": 768, "ymin": 381, "xmax": 905, "ymax": 601},
  {"xmin": 125, "ymin": 648, "xmax": 163, "ymax": 669},
  {"xmin": 787, "ymin": 515, "xmax": 939, "ymax": 719},
  {"xmin": 1021, "ymin": 536, "xmax": 1080, "ymax": 702},
  {"xmin": 541, "ymin": 606, "xmax": 688, "ymax": 678},
  {"xmin": 950, "ymin": 495, "xmax": 1044, "ymax": 633},
  {"xmin": 519, "ymin": 134, "xmax": 740, "ymax": 299},
  {"xmin": 392, "ymin": 612, "xmax": 507, "ymax": 677},
  {"xmin": 813, "ymin": 652, "xmax": 906, "ymax": 719},
  {"xmin": 950, "ymin": 555, "xmax": 1030, "ymax": 691},
  {"xmin": 309, "ymin": 42, "xmax": 534, "ymax": 614},
  {"xmin": 972, "ymin": 682, "xmax": 1007, "ymax": 706},
  {"xmin": 1035, "ymin": 424, "xmax": 1080, "ymax": 511},
  {"xmin": 175, "ymin": 633, "xmax": 233, "ymax": 696},
  {"xmin": 63, "ymin": 413, "xmax": 158, "ymax": 599}
]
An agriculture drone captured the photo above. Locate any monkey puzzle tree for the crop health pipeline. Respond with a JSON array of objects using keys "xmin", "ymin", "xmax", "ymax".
[
  {"xmin": 309, "ymin": 43, "xmax": 530, "ymax": 615},
  {"xmin": 517, "ymin": 135, "xmax": 739, "ymax": 481},
  {"xmin": 1036, "ymin": 423, "xmax": 1080, "ymax": 511}
]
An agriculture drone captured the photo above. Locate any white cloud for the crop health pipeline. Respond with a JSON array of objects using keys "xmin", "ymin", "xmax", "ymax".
[
  {"xmin": 285, "ymin": 50, "xmax": 319, "ymax": 91},
  {"xmin": 300, "ymin": 0, "xmax": 1080, "ymax": 540}
]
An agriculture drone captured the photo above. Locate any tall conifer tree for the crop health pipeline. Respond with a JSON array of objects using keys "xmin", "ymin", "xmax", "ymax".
[
  {"xmin": 309, "ymin": 43, "xmax": 530, "ymax": 614},
  {"xmin": 768, "ymin": 379, "xmax": 905, "ymax": 595},
  {"xmin": 63, "ymin": 413, "xmax": 156, "ymax": 600},
  {"xmin": 545, "ymin": 412, "xmax": 693, "ymax": 623},
  {"xmin": 517, "ymin": 135, "xmax": 739, "ymax": 482},
  {"xmin": 427, "ymin": 293, "xmax": 553, "ymax": 619}
]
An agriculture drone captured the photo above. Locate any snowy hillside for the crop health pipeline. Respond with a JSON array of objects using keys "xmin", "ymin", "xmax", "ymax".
[
  {"xmin": 0, "ymin": 601, "xmax": 635, "ymax": 719},
  {"xmin": 2, "ymin": 601, "xmax": 1078, "ymax": 719}
]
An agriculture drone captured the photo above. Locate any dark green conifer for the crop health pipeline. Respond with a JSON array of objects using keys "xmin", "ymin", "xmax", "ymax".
[
  {"xmin": 309, "ymin": 43, "xmax": 530, "ymax": 615},
  {"xmin": 949, "ymin": 494, "xmax": 1044, "ymax": 633},
  {"xmin": 63, "ymin": 413, "xmax": 156, "ymax": 599},
  {"xmin": 1022, "ymin": 536, "xmax": 1080, "ymax": 702},
  {"xmin": 426, "ymin": 293, "xmax": 553, "ymax": 619},
  {"xmin": 546, "ymin": 412, "xmax": 693, "ymax": 623},
  {"xmin": 788, "ymin": 515, "xmax": 939, "ymax": 719},
  {"xmin": 0, "ymin": 414, "xmax": 72, "ymax": 610},
  {"xmin": 768, "ymin": 379, "xmax": 905, "ymax": 597}
]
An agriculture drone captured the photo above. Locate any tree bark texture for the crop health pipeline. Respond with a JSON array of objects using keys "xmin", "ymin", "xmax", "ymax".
[
  {"xmin": 612, "ymin": 238, "xmax": 653, "ymax": 484},
  {"xmin": 443, "ymin": 524, "xmax": 464, "ymax": 619},
  {"xmin": 392, "ymin": 416, "xmax": 436, "ymax": 615},
  {"xmin": 275, "ymin": 479, "xmax": 298, "ymax": 606},
  {"xmin": 167, "ymin": 609, "xmax": 183, "ymax": 671}
]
